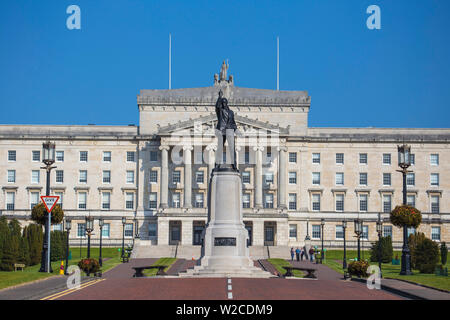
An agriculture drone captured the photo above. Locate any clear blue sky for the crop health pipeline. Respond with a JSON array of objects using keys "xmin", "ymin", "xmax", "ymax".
[{"xmin": 1, "ymin": 0, "xmax": 449, "ymax": 128}]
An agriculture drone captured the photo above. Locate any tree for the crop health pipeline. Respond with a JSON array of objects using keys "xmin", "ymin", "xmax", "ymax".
[
  {"xmin": 370, "ymin": 236, "xmax": 393, "ymax": 263},
  {"xmin": 414, "ymin": 238, "xmax": 439, "ymax": 274},
  {"xmin": 0, "ymin": 232, "xmax": 19, "ymax": 271},
  {"xmin": 0, "ymin": 216, "xmax": 9, "ymax": 262},
  {"xmin": 18, "ymin": 236, "xmax": 31, "ymax": 266},
  {"xmin": 441, "ymin": 242, "xmax": 448, "ymax": 266},
  {"xmin": 24, "ymin": 224, "xmax": 43, "ymax": 266},
  {"xmin": 51, "ymin": 231, "xmax": 67, "ymax": 261},
  {"xmin": 408, "ymin": 232, "xmax": 426, "ymax": 269}
]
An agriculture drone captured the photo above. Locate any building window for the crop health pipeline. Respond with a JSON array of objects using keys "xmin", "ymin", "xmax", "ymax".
[
  {"xmin": 407, "ymin": 227, "xmax": 416, "ymax": 237},
  {"xmin": 148, "ymin": 223, "xmax": 157, "ymax": 237},
  {"xmin": 312, "ymin": 225, "xmax": 321, "ymax": 239},
  {"xmin": 150, "ymin": 151, "xmax": 158, "ymax": 162},
  {"xmin": 431, "ymin": 227, "xmax": 441, "ymax": 241},
  {"xmin": 266, "ymin": 149, "xmax": 272, "ymax": 162},
  {"xmin": 410, "ymin": 154, "xmax": 415, "ymax": 165},
  {"xmin": 312, "ymin": 172, "xmax": 321, "ymax": 185},
  {"xmin": 244, "ymin": 151, "xmax": 250, "ymax": 164},
  {"xmin": 431, "ymin": 196, "xmax": 440, "ymax": 214},
  {"xmin": 312, "ymin": 194, "xmax": 321, "ymax": 211},
  {"xmin": 8, "ymin": 150, "xmax": 16, "ymax": 161},
  {"xmin": 243, "ymin": 193, "xmax": 250, "ymax": 208},
  {"xmin": 127, "ymin": 151, "xmax": 136, "ymax": 162},
  {"xmin": 196, "ymin": 171, "xmax": 204, "ymax": 184},
  {"xmin": 6, "ymin": 192, "xmax": 15, "ymax": 210},
  {"xmin": 103, "ymin": 170, "xmax": 111, "ymax": 184},
  {"xmin": 335, "ymin": 194, "xmax": 344, "ymax": 211},
  {"xmin": 264, "ymin": 193, "xmax": 274, "ymax": 209},
  {"xmin": 430, "ymin": 154, "xmax": 439, "ymax": 166},
  {"xmin": 336, "ymin": 153, "xmax": 344, "ymax": 164},
  {"xmin": 383, "ymin": 173, "xmax": 391, "ymax": 186},
  {"xmin": 195, "ymin": 193, "xmax": 204, "ymax": 208},
  {"xmin": 406, "ymin": 173, "xmax": 415, "ymax": 186},
  {"xmin": 312, "ymin": 153, "xmax": 320, "ymax": 164},
  {"xmin": 264, "ymin": 172, "xmax": 274, "ymax": 184},
  {"xmin": 32, "ymin": 151, "xmax": 40, "ymax": 162},
  {"xmin": 407, "ymin": 195, "xmax": 416, "ymax": 207},
  {"xmin": 383, "ymin": 153, "xmax": 391, "ymax": 165},
  {"xmin": 289, "ymin": 152, "xmax": 297, "ymax": 163},
  {"xmin": 149, "ymin": 171, "xmax": 158, "ymax": 183},
  {"xmin": 53, "ymin": 224, "xmax": 63, "ymax": 232},
  {"xmin": 149, "ymin": 192, "xmax": 157, "ymax": 209},
  {"xmin": 362, "ymin": 226, "xmax": 369, "ymax": 240},
  {"xmin": 359, "ymin": 153, "xmax": 367, "ymax": 164},
  {"xmin": 77, "ymin": 224, "xmax": 86, "ymax": 237},
  {"xmin": 7, "ymin": 170, "xmax": 16, "ymax": 183},
  {"xmin": 55, "ymin": 192, "xmax": 63, "ymax": 209},
  {"xmin": 172, "ymin": 171, "xmax": 181, "ymax": 184},
  {"xmin": 383, "ymin": 195, "xmax": 392, "ymax": 213},
  {"xmin": 242, "ymin": 172, "xmax": 250, "ymax": 184},
  {"xmin": 289, "ymin": 224, "xmax": 297, "ymax": 239},
  {"xmin": 430, "ymin": 173, "xmax": 439, "ymax": 186},
  {"xmin": 79, "ymin": 151, "xmax": 88, "ymax": 162},
  {"xmin": 31, "ymin": 170, "xmax": 40, "ymax": 184},
  {"xmin": 126, "ymin": 171, "xmax": 135, "ymax": 184},
  {"xmin": 30, "ymin": 192, "xmax": 39, "ymax": 209},
  {"xmin": 102, "ymin": 192, "xmax": 111, "ymax": 210},
  {"xmin": 359, "ymin": 194, "xmax": 368, "ymax": 212},
  {"xmin": 124, "ymin": 224, "xmax": 133, "ymax": 238},
  {"xmin": 288, "ymin": 193, "xmax": 297, "ymax": 210},
  {"xmin": 359, "ymin": 173, "xmax": 368, "ymax": 186},
  {"xmin": 336, "ymin": 226, "xmax": 344, "ymax": 240},
  {"xmin": 56, "ymin": 151, "xmax": 64, "ymax": 162},
  {"xmin": 56, "ymin": 170, "xmax": 64, "ymax": 183},
  {"xmin": 103, "ymin": 151, "xmax": 111, "ymax": 162},
  {"xmin": 78, "ymin": 192, "xmax": 87, "ymax": 210},
  {"xmin": 383, "ymin": 225, "xmax": 392, "ymax": 238},
  {"xmin": 102, "ymin": 223, "xmax": 110, "ymax": 238},
  {"xmin": 79, "ymin": 170, "xmax": 87, "ymax": 183},
  {"xmin": 335, "ymin": 173, "xmax": 344, "ymax": 186},
  {"xmin": 125, "ymin": 193, "xmax": 134, "ymax": 209},
  {"xmin": 289, "ymin": 172, "xmax": 297, "ymax": 184},
  {"xmin": 171, "ymin": 193, "xmax": 180, "ymax": 208}
]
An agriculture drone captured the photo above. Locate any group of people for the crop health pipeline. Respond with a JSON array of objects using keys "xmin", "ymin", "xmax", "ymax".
[{"xmin": 290, "ymin": 247, "xmax": 316, "ymax": 262}]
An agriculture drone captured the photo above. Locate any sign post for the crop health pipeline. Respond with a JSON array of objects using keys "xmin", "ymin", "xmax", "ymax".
[{"xmin": 41, "ymin": 196, "xmax": 60, "ymax": 273}]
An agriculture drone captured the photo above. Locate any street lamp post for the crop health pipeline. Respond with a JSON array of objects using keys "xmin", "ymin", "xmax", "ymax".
[
  {"xmin": 354, "ymin": 219, "xmax": 363, "ymax": 261},
  {"xmin": 39, "ymin": 141, "xmax": 56, "ymax": 273},
  {"xmin": 99, "ymin": 218, "xmax": 104, "ymax": 267},
  {"xmin": 342, "ymin": 220, "xmax": 347, "ymax": 270},
  {"xmin": 397, "ymin": 144, "xmax": 413, "ymax": 275},
  {"xmin": 121, "ymin": 217, "xmax": 126, "ymax": 260},
  {"xmin": 64, "ymin": 218, "xmax": 71, "ymax": 275},
  {"xmin": 85, "ymin": 216, "xmax": 94, "ymax": 259},
  {"xmin": 320, "ymin": 218, "xmax": 325, "ymax": 260},
  {"xmin": 376, "ymin": 214, "xmax": 383, "ymax": 278}
]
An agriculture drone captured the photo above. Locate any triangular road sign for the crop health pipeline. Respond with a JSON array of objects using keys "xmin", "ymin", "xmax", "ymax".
[{"xmin": 41, "ymin": 196, "xmax": 60, "ymax": 213}]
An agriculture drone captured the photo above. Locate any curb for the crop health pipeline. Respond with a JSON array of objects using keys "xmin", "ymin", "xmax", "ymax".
[
  {"xmin": 350, "ymin": 277, "xmax": 426, "ymax": 300},
  {"xmin": 0, "ymin": 275, "xmax": 63, "ymax": 293},
  {"xmin": 383, "ymin": 277, "xmax": 450, "ymax": 294}
]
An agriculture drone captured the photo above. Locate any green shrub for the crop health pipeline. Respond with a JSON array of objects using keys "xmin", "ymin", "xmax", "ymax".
[
  {"xmin": 31, "ymin": 203, "xmax": 64, "ymax": 225},
  {"xmin": 24, "ymin": 224, "xmax": 43, "ymax": 266},
  {"xmin": 50, "ymin": 231, "xmax": 67, "ymax": 262},
  {"xmin": 0, "ymin": 216, "xmax": 9, "ymax": 262},
  {"xmin": 370, "ymin": 236, "xmax": 393, "ymax": 263},
  {"xmin": 0, "ymin": 232, "xmax": 19, "ymax": 271},
  {"xmin": 414, "ymin": 237, "xmax": 439, "ymax": 274},
  {"xmin": 440, "ymin": 242, "xmax": 447, "ymax": 266},
  {"xmin": 409, "ymin": 232, "xmax": 426, "ymax": 269},
  {"xmin": 18, "ymin": 237, "xmax": 31, "ymax": 266},
  {"xmin": 348, "ymin": 260, "xmax": 369, "ymax": 278}
]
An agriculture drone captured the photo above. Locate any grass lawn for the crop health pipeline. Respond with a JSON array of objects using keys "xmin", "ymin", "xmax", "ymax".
[
  {"xmin": 267, "ymin": 258, "xmax": 304, "ymax": 278},
  {"xmin": 321, "ymin": 250, "xmax": 450, "ymax": 292},
  {"xmin": 0, "ymin": 247, "xmax": 122, "ymax": 290},
  {"xmin": 143, "ymin": 257, "xmax": 177, "ymax": 276}
]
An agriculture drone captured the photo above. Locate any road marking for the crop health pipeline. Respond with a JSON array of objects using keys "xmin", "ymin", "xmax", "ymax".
[
  {"xmin": 40, "ymin": 279, "xmax": 105, "ymax": 300},
  {"xmin": 228, "ymin": 285, "xmax": 232, "ymax": 291},
  {"xmin": 227, "ymin": 277, "xmax": 233, "ymax": 299},
  {"xmin": 228, "ymin": 292, "xmax": 233, "ymax": 299}
]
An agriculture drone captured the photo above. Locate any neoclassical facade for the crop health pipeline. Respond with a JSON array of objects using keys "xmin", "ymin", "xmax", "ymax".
[{"xmin": 1, "ymin": 72, "xmax": 449, "ymax": 258}]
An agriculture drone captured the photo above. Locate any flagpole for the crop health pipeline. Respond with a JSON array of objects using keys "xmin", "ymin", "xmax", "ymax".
[
  {"xmin": 277, "ymin": 36, "xmax": 279, "ymax": 91},
  {"xmin": 169, "ymin": 33, "xmax": 172, "ymax": 90}
]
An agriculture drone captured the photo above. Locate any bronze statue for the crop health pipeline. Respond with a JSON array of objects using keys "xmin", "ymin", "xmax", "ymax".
[{"xmin": 215, "ymin": 90, "xmax": 238, "ymax": 170}]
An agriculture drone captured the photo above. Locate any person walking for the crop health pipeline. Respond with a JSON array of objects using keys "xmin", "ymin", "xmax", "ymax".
[
  {"xmin": 309, "ymin": 247, "xmax": 315, "ymax": 262},
  {"xmin": 290, "ymin": 247, "xmax": 295, "ymax": 261},
  {"xmin": 295, "ymin": 247, "xmax": 300, "ymax": 261},
  {"xmin": 303, "ymin": 245, "xmax": 309, "ymax": 261},
  {"xmin": 300, "ymin": 247, "xmax": 305, "ymax": 261}
]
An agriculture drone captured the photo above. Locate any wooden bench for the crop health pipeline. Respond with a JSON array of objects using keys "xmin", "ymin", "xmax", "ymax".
[
  {"xmin": 282, "ymin": 266, "xmax": 317, "ymax": 279},
  {"xmin": 132, "ymin": 265, "xmax": 169, "ymax": 278},
  {"xmin": 14, "ymin": 263, "xmax": 25, "ymax": 272}
]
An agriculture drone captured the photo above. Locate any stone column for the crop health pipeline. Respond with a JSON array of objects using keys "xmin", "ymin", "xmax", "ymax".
[
  {"xmin": 278, "ymin": 146, "xmax": 287, "ymax": 209},
  {"xmin": 183, "ymin": 145, "xmax": 193, "ymax": 208},
  {"xmin": 157, "ymin": 219, "xmax": 169, "ymax": 245},
  {"xmin": 181, "ymin": 220, "xmax": 193, "ymax": 246},
  {"xmin": 159, "ymin": 145, "xmax": 170, "ymax": 209},
  {"xmin": 252, "ymin": 220, "xmax": 264, "ymax": 246},
  {"xmin": 254, "ymin": 146, "xmax": 264, "ymax": 209}
]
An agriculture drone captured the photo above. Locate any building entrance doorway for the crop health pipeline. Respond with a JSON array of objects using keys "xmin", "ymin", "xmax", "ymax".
[
  {"xmin": 264, "ymin": 222, "xmax": 276, "ymax": 246},
  {"xmin": 169, "ymin": 221, "xmax": 181, "ymax": 245},
  {"xmin": 193, "ymin": 221, "xmax": 205, "ymax": 246},
  {"xmin": 244, "ymin": 221, "xmax": 253, "ymax": 246}
]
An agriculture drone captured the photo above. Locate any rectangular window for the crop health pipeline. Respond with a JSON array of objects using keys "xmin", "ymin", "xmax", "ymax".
[
  {"xmin": 149, "ymin": 170, "xmax": 158, "ymax": 183},
  {"xmin": 31, "ymin": 170, "xmax": 40, "ymax": 184},
  {"xmin": 126, "ymin": 171, "xmax": 135, "ymax": 184},
  {"xmin": 32, "ymin": 151, "xmax": 40, "ymax": 162},
  {"xmin": 312, "ymin": 194, "xmax": 321, "ymax": 211},
  {"xmin": 289, "ymin": 172, "xmax": 297, "ymax": 184},
  {"xmin": 103, "ymin": 170, "xmax": 111, "ymax": 183},
  {"xmin": 53, "ymin": 224, "xmax": 63, "ymax": 232},
  {"xmin": 430, "ymin": 154, "xmax": 439, "ymax": 166},
  {"xmin": 264, "ymin": 193, "xmax": 274, "ymax": 209},
  {"xmin": 407, "ymin": 227, "xmax": 416, "ymax": 237},
  {"xmin": 430, "ymin": 173, "xmax": 439, "ymax": 186},
  {"xmin": 312, "ymin": 172, "xmax": 321, "ymax": 185},
  {"xmin": 383, "ymin": 226, "xmax": 392, "ymax": 238},
  {"xmin": 172, "ymin": 171, "xmax": 181, "ymax": 184},
  {"xmin": 243, "ymin": 193, "xmax": 251, "ymax": 208},
  {"xmin": 103, "ymin": 151, "xmax": 111, "ymax": 162},
  {"xmin": 244, "ymin": 151, "xmax": 250, "ymax": 164},
  {"xmin": 30, "ymin": 192, "xmax": 39, "ymax": 209},
  {"xmin": 79, "ymin": 151, "xmax": 88, "ymax": 162},
  {"xmin": 102, "ymin": 223, "xmax": 110, "ymax": 238},
  {"xmin": 102, "ymin": 192, "xmax": 111, "ymax": 209},
  {"xmin": 266, "ymin": 148, "xmax": 272, "ymax": 162},
  {"xmin": 77, "ymin": 224, "xmax": 86, "ymax": 237},
  {"xmin": 335, "ymin": 194, "xmax": 344, "ymax": 211},
  {"xmin": 335, "ymin": 172, "xmax": 344, "ymax": 185},
  {"xmin": 7, "ymin": 170, "xmax": 16, "ymax": 183},
  {"xmin": 195, "ymin": 193, "xmax": 204, "ymax": 208},
  {"xmin": 289, "ymin": 152, "xmax": 297, "ymax": 163},
  {"xmin": 431, "ymin": 196, "xmax": 440, "ymax": 214},
  {"xmin": 336, "ymin": 153, "xmax": 344, "ymax": 164},
  {"xmin": 407, "ymin": 195, "xmax": 416, "ymax": 207},
  {"xmin": 171, "ymin": 193, "xmax": 180, "ymax": 208},
  {"xmin": 125, "ymin": 193, "xmax": 134, "ymax": 209},
  {"xmin": 196, "ymin": 171, "xmax": 204, "ymax": 184},
  {"xmin": 265, "ymin": 172, "xmax": 274, "ymax": 184},
  {"xmin": 362, "ymin": 226, "xmax": 369, "ymax": 240},
  {"xmin": 124, "ymin": 224, "xmax": 133, "ymax": 238},
  {"xmin": 56, "ymin": 170, "xmax": 64, "ymax": 183},
  {"xmin": 312, "ymin": 153, "xmax": 320, "ymax": 164},
  {"xmin": 431, "ymin": 227, "xmax": 441, "ymax": 241},
  {"xmin": 288, "ymin": 193, "xmax": 297, "ymax": 210},
  {"xmin": 359, "ymin": 194, "xmax": 368, "ymax": 212},
  {"xmin": 56, "ymin": 151, "xmax": 64, "ymax": 162},
  {"xmin": 383, "ymin": 195, "xmax": 392, "ymax": 213},
  {"xmin": 406, "ymin": 173, "xmax": 415, "ymax": 186},
  {"xmin": 55, "ymin": 192, "xmax": 63, "ymax": 209},
  {"xmin": 242, "ymin": 172, "xmax": 250, "ymax": 184},
  {"xmin": 289, "ymin": 224, "xmax": 297, "ymax": 238},
  {"xmin": 383, "ymin": 153, "xmax": 391, "ymax": 165},
  {"xmin": 148, "ymin": 223, "xmax": 157, "ymax": 237},
  {"xmin": 359, "ymin": 153, "xmax": 367, "ymax": 164},
  {"xmin": 150, "ymin": 151, "xmax": 158, "ymax": 162},
  {"xmin": 336, "ymin": 225, "xmax": 344, "ymax": 240},
  {"xmin": 149, "ymin": 192, "xmax": 158, "ymax": 209},
  {"xmin": 79, "ymin": 170, "xmax": 87, "ymax": 183},
  {"xmin": 410, "ymin": 154, "xmax": 415, "ymax": 165},
  {"xmin": 6, "ymin": 192, "xmax": 15, "ymax": 210},
  {"xmin": 359, "ymin": 172, "xmax": 368, "ymax": 186},
  {"xmin": 78, "ymin": 192, "xmax": 87, "ymax": 210},
  {"xmin": 8, "ymin": 150, "xmax": 16, "ymax": 161},
  {"xmin": 383, "ymin": 173, "xmax": 391, "ymax": 186},
  {"xmin": 312, "ymin": 225, "xmax": 321, "ymax": 239},
  {"xmin": 127, "ymin": 151, "xmax": 136, "ymax": 162}
]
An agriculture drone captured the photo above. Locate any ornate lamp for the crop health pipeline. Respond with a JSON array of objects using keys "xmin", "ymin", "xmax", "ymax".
[
  {"xmin": 397, "ymin": 144, "xmax": 411, "ymax": 169},
  {"xmin": 42, "ymin": 141, "xmax": 56, "ymax": 166},
  {"xmin": 85, "ymin": 216, "xmax": 94, "ymax": 259},
  {"xmin": 64, "ymin": 218, "xmax": 71, "ymax": 275},
  {"xmin": 354, "ymin": 219, "xmax": 363, "ymax": 261},
  {"xmin": 99, "ymin": 218, "xmax": 104, "ymax": 267}
]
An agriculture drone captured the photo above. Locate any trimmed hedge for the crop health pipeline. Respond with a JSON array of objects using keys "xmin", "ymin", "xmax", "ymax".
[
  {"xmin": 370, "ymin": 236, "xmax": 393, "ymax": 263},
  {"xmin": 414, "ymin": 237, "xmax": 439, "ymax": 274}
]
